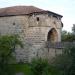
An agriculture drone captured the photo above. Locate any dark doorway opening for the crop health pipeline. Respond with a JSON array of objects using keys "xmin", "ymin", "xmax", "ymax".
[{"xmin": 47, "ymin": 28, "xmax": 58, "ymax": 43}]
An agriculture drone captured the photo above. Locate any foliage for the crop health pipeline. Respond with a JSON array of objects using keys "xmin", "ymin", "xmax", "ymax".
[
  {"xmin": 52, "ymin": 54, "xmax": 72, "ymax": 75},
  {"xmin": 30, "ymin": 58, "xmax": 59, "ymax": 75},
  {"xmin": 61, "ymin": 30, "xmax": 75, "ymax": 42},
  {"xmin": 0, "ymin": 35, "xmax": 23, "ymax": 75},
  {"xmin": 52, "ymin": 46, "xmax": 75, "ymax": 75},
  {"xmin": 65, "ymin": 46, "xmax": 75, "ymax": 75},
  {"xmin": 2, "ymin": 58, "xmax": 60, "ymax": 75},
  {"xmin": 72, "ymin": 24, "xmax": 75, "ymax": 35},
  {"xmin": 9, "ymin": 64, "xmax": 31, "ymax": 75}
]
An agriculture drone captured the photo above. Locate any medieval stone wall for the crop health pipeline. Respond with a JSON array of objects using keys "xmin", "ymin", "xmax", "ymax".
[
  {"xmin": 26, "ymin": 13, "xmax": 62, "ymax": 46},
  {"xmin": 0, "ymin": 14, "xmax": 62, "ymax": 62}
]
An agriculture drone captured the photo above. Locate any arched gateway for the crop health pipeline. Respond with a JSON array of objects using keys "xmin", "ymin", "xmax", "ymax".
[{"xmin": 47, "ymin": 28, "xmax": 58, "ymax": 43}]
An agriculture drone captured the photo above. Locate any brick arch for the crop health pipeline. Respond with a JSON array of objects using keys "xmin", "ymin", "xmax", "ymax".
[{"xmin": 47, "ymin": 28, "xmax": 58, "ymax": 43}]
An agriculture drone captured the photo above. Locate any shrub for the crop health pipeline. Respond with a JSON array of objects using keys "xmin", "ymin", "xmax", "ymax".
[{"xmin": 30, "ymin": 58, "xmax": 59, "ymax": 75}]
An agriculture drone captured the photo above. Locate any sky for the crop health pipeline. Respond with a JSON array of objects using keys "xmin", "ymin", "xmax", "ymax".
[{"xmin": 0, "ymin": 0, "xmax": 75, "ymax": 32}]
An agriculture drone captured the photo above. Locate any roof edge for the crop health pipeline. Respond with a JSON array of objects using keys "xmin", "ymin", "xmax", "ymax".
[
  {"xmin": 0, "ymin": 6, "xmax": 63, "ymax": 17},
  {"xmin": 47, "ymin": 11, "xmax": 63, "ymax": 17}
]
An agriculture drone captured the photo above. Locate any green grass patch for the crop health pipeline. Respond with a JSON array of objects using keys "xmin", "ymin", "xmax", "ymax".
[{"xmin": 9, "ymin": 64, "xmax": 32, "ymax": 75}]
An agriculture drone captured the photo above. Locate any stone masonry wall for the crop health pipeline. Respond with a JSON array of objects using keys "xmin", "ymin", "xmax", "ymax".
[{"xmin": 0, "ymin": 14, "xmax": 62, "ymax": 62}]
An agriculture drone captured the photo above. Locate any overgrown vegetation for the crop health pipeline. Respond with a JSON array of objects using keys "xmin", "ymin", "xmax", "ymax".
[
  {"xmin": 61, "ymin": 25, "xmax": 75, "ymax": 42},
  {"xmin": 30, "ymin": 58, "xmax": 59, "ymax": 75},
  {"xmin": 52, "ymin": 46, "xmax": 75, "ymax": 75},
  {"xmin": 61, "ymin": 30, "xmax": 75, "ymax": 42},
  {"xmin": 0, "ymin": 34, "xmax": 75, "ymax": 75},
  {"xmin": 7, "ymin": 58, "xmax": 60, "ymax": 75},
  {"xmin": 0, "ymin": 35, "xmax": 23, "ymax": 75}
]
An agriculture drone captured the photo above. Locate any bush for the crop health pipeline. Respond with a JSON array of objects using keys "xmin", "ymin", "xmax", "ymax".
[
  {"xmin": 52, "ymin": 46, "xmax": 75, "ymax": 75},
  {"xmin": 30, "ymin": 58, "xmax": 59, "ymax": 75},
  {"xmin": 0, "ymin": 35, "xmax": 23, "ymax": 75}
]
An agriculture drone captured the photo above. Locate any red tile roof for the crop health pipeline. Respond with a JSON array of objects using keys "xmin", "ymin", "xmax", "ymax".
[{"xmin": 0, "ymin": 6, "xmax": 62, "ymax": 17}]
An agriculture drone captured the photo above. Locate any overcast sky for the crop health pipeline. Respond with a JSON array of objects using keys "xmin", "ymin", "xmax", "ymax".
[{"xmin": 0, "ymin": 0, "xmax": 75, "ymax": 32}]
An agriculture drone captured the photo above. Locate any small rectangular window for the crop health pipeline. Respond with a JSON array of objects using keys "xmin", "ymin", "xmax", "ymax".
[{"xmin": 37, "ymin": 17, "xmax": 39, "ymax": 21}]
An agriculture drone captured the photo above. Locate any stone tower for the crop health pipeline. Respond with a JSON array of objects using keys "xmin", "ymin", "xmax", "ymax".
[{"xmin": 0, "ymin": 6, "xmax": 63, "ymax": 62}]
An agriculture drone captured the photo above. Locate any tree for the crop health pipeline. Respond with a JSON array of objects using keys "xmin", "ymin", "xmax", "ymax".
[
  {"xmin": 65, "ymin": 46, "xmax": 75, "ymax": 75},
  {"xmin": 61, "ymin": 30, "xmax": 75, "ymax": 42},
  {"xmin": 52, "ymin": 46, "xmax": 75, "ymax": 75},
  {"xmin": 61, "ymin": 30, "xmax": 67, "ymax": 41},
  {"xmin": 0, "ymin": 35, "xmax": 23, "ymax": 75},
  {"xmin": 72, "ymin": 24, "xmax": 75, "ymax": 35}
]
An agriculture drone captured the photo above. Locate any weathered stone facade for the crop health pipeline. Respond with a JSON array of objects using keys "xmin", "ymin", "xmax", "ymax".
[{"xmin": 0, "ymin": 6, "xmax": 63, "ymax": 62}]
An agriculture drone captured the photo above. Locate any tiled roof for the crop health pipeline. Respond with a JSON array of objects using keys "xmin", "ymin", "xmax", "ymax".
[{"xmin": 0, "ymin": 6, "xmax": 62, "ymax": 17}]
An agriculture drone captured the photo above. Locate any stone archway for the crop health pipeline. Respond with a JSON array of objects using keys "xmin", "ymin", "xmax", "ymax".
[{"xmin": 47, "ymin": 28, "xmax": 58, "ymax": 43}]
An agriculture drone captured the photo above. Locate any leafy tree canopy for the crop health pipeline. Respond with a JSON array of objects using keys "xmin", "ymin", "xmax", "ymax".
[
  {"xmin": 61, "ymin": 30, "xmax": 75, "ymax": 42},
  {"xmin": 0, "ymin": 34, "xmax": 23, "ymax": 75}
]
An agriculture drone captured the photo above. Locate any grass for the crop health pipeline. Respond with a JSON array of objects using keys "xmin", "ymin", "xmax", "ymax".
[
  {"xmin": 7, "ymin": 58, "xmax": 61, "ymax": 75},
  {"xmin": 9, "ymin": 64, "xmax": 31, "ymax": 75}
]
